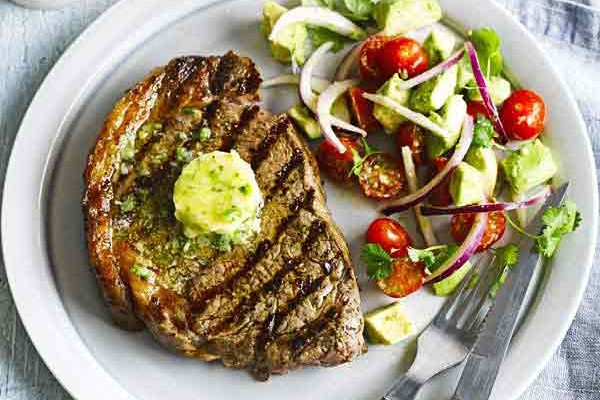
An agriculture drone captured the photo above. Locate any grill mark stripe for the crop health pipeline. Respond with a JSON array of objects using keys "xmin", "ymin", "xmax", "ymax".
[
  {"xmin": 166, "ymin": 56, "xmax": 207, "ymax": 109},
  {"xmin": 188, "ymin": 189, "xmax": 315, "ymax": 316},
  {"xmin": 219, "ymin": 105, "xmax": 260, "ymax": 152},
  {"xmin": 210, "ymin": 52, "xmax": 236, "ymax": 95},
  {"xmin": 252, "ymin": 305, "xmax": 342, "ymax": 380},
  {"xmin": 114, "ymin": 57, "xmax": 211, "ymax": 195},
  {"xmin": 252, "ymin": 257, "xmax": 342, "ymax": 375},
  {"xmin": 266, "ymin": 150, "xmax": 304, "ymax": 202},
  {"xmin": 290, "ymin": 306, "xmax": 341, "ymax": 358},
  {"xmin": 206, "ymin": 218, "xmax": 328, "ymax": 337},
  {"xmin": 184, "ymin": 141, "xmax": 310, "ymax": 313},
  {"xmin": 251, "ymin": 117, "xmax": 289, "ymax": 170}
]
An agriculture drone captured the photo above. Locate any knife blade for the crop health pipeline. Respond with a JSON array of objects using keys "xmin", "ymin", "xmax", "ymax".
[{"xmin": 451, "ymin": 183, "xmax": 570, "ymax": 400}]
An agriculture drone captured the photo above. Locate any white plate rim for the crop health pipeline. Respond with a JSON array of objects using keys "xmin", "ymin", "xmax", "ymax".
[{"xmin": 2, "ymin": 1, "xmax": 598, "ymax": 400}]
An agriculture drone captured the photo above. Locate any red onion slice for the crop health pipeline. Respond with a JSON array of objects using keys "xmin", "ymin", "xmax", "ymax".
[
  {"xmin": 401, "ymin": 146, "xmax": 439, "ymax": 247},
  {"xmin": 317, "ymin": 79, "xmax": 360, "ymax": 153},
  {"xmin": 400, "ymin": 49, "xmax": 465, "ymax": 90},
  {"xmin": 269, "ymin": 7, "xmax": 367, "ymax": 42},
  {"xmin": 425, "ymin": 213, "xmax": 488, "ymax": 284},
  {"xmin": 421, "ymin": 185, "xmax": 552, "ymax": 216},
  {"xmin": 465, "ymin": 41, "xmax": 508, "ymax": 143},
  {"xmin": 299, "ymin": 43, "xmax": 366, "ymax": 137},
  {"xmin": 300, "ymin": 42, "xmax": 333, "ymax": 111},
  {"xmin": 425, "ymin": 211, "xmax": 488, "ymax": 284},
  {"xmin": 363, "ymin": 93, "xmax": 452, "ymax": 138},
  {"xmin": 381, "ymin": 115, "xmax": 474, "ymax": 215}
]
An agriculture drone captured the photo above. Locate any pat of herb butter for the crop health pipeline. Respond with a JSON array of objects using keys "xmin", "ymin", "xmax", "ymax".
[{"xmin": 173, "ymin": 151, "xmax": 263, "ymax": 245}]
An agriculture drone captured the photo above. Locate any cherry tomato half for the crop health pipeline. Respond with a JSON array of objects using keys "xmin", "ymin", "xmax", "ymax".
[
  {"xmin": 450, "ymin": 212, "xmax": 507, "ymax": 253},
  {"xmin": 366, "ymin": 218, "xmax": 413, "ymax": 258},
  {"xmin": 316, "ymin": 137, "xmax": 361, "ymax": 184},
  {"xmin": 379, "ymin": 37, "xmax": 429, "ymax": 82},
  {"xmin": 347, "ymin": 87, "xmax": 382, "ymax": 133},
  {"xmin": 358, "ymin": 153, "xmax": 405, "ymax": 200},
  {"xmin": 359, "ymin": 36, "xmax": 390, "ymax": 85},
  {"xmin": 467, "ymin": 101, "xmax": 492, "ymax": 120},
  {"xmin": 396, "ymin": 122, "xmax": 426, "ymax": 165},
  {"xmin": 500, "ymin": 89, "xmax": 546, "ymax": 141},
  {"xmin": 377, "ymin": 258, "xmax": 425, "ymax": 298},
  {"xmin": 427, "ymin": 157, "xmax": 452, "ymax": 207}
]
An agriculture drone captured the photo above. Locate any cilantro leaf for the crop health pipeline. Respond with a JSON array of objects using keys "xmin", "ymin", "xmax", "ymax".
[
  {"xmin": 407, "ymin": 247, "xmax": 436, "ymax": 268},
  {"xmin": 535, "ymin": 200, "xmax": 580, "ymax": 257},
  {"xmin": 350, "ymin": 138, "xmax": 377, "ymax": 177},
  {"xmin": 489, "ymin": 265, "xmax": 509, "ymax": 298},
  {"xmin": 495, "ymin": 243, "xmax": 519, "ymax": 266},
  {"xmin": 488, "ymin": 243, "xmax": 519, "ymax": 297},
  {"xmin": 472, "ymin": 115, "xmax": 496, "ymax": 148},
  {"xmin": 507, "ymin": 200, "xmax": 581, "ymax": 258},
  {"xmin": 429, "ymin": 245, "xmax": 459, "ymax": 272},
  {"xmin": 407, "ymin": 245, "xmax": 459, "ymax": 272},
  {"xmin": 361, "ymin": 244, "xmax": 393, "ymax": 280}
]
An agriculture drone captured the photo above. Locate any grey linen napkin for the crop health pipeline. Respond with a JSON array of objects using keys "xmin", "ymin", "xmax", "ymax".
[{"xmin": 498, "ymin": 1, "xmax": 600, "ymax": 399}]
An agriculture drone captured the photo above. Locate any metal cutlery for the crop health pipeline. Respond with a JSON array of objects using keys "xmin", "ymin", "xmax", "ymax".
[
  {"xmin": 451, "ymin": 183, "xmax": 570, "ymax": 400},
  {"xmin": 382, "ymin": 253, "xmax": 502, "ymax": 400}
]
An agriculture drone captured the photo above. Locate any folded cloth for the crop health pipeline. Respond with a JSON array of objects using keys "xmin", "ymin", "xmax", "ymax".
[{"xmin": 498, "ymin": 1, "xmax": 600, "ymax": 399}]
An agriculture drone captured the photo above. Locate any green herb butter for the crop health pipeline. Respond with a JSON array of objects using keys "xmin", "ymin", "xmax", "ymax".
[{"xmin": 173, "ymin": 151, "xmax": 263, "ymax": 245}]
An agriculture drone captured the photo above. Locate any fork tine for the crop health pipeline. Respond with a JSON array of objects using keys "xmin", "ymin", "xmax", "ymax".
[
  {"xmin": 463, "ymin": 263, "xmax": 507, "ymax": 331},
  {"xmin": 433, "ymin": 256, "xmax": 486, "ymax": 326},
  {"xmin": 449, "ymin": 255, "xmax": 498, "ymax": 328}
]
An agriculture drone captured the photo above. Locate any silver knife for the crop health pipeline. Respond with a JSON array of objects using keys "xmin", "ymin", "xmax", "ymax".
[{"xmin": 451, "ymin": 182, "xmax": 570, "ymax": 400}]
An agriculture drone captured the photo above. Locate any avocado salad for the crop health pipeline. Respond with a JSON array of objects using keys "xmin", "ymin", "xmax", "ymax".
[{"xmin": 259, "ymin": 0, "xmax": 581, "ymax": 345}]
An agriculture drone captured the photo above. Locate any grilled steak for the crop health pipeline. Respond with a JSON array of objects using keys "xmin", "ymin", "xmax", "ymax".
[{"xmin": 82, "ymin": 51, "xmax": 365, "ymax": 380}]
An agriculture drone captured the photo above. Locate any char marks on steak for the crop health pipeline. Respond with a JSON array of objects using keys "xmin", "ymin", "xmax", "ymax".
[{"xmin": 82, "ymin": 51, "xmax": 365, "ymax": 380}]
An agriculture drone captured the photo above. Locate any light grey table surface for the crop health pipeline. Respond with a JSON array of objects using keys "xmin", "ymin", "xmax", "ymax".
[{"xmin": 0, "ymin": 1, "xmax": 599, "ymax": 399}]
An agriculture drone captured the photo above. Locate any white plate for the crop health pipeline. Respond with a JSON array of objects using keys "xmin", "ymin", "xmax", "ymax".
[{"xmin": 2, "ymin": 1, "xmax": 598, "ymax": 400}]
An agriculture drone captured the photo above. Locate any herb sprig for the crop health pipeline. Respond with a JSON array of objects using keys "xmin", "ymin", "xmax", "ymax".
[
  {"xmin": 360, "ymin": 243, "xmax": 393, "ymax": 279},
  {"xmin": 505, "ymin": 200, "xmax": 581, "ymax": 258},
  {"xmin": 350, "ymin": 138, "xmax": 377, "ymax": 177}
]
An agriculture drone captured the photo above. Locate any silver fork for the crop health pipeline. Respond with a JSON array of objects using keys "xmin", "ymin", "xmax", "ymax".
[{"xmin": 382, "ymin": 254, "xmax": 502, "ymax": 400}]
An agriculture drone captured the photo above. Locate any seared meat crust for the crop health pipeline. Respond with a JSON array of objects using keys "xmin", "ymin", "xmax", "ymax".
[{"xmin": 82, "ymin": 52, "xmax": 365, "ymax": 379}]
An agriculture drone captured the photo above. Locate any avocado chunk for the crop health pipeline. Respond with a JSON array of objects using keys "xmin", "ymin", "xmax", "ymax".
[
  {"xmin": 287, "ymin": 104, "xmax": 322, "ymax": 140},
  {"xmin": 466, "ymin": 76, "xmax": 512, "ymax": 106},
  {"xmin": 410, "ymin": 65, "xmax": 458, "ymax": 114},
  {"xmin": 373, "ymin": 74, "xmax": 412, "ymax": 134},
  {"xmin": 433, "ymin": 261, "xmax": 473, "ymax": 296},
  {"xmin": 332, "ymin": 95, "xmax": 352, "ymax": 123},
  {"xmin": 456, "ymin": 54, "xmax": 474, "ymax": 91},
  {"xmin": 426, "ymin": 94, "xmax": 467, "ymax": 159},
  {"xmin": 374, "ymin": 0, "xmax": 442, "ymax": 36},
  {"xmin": 423, "ymin": 28, "xmax": 456, "ymax": 66},
  {"xmin": 465, "ymin": 147, "xmax": 498, "ymax": 196},
  {"xmin": 449, "ymin": 162, "xmax": 486, "ymax": 206},
  {"xmin": 364, "ymin": 302, "xmax": 414, "ymax": 345},
  {"xmin": 261, "ymin": 1, "xmax": 308, "ymax": 65},
  {"xmin": 500, "ymin": 140, "xmax": 558, "ymax": 194}
]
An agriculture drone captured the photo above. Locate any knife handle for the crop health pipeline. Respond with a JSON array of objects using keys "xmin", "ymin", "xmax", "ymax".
[{"xmin": 452, "ymin": 352, "xmax": 502, "ymax": 400}]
